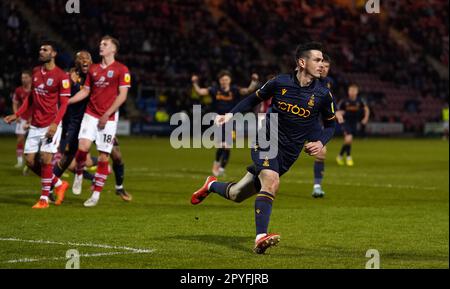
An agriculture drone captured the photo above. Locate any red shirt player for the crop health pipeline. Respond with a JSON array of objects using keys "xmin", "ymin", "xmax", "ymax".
[
  {"xmin": 69, "ymin": 35, "xmax": 131, "ymax": 207},
  {"xmin": 11, "ymin": 71, "xmax": 32, "ymax": 168},
  {"xmin": 3, "ymin": 41, "xmax": 71, "ymax": 209}
]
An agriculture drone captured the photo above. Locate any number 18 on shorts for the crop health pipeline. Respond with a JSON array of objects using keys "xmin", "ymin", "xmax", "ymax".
[{"xmin": 78, "ymin": 113, "xmax": 118, "ymax": 153}]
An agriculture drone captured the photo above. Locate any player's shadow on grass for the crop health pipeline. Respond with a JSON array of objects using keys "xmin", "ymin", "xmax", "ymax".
[{"xmin": 165, "ymin": 234, "xmax": 250, "ymax": 253}]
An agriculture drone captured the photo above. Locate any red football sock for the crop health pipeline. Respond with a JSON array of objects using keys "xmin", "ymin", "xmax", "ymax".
[
  {"xmin": 75, "ymin": 150, "xmax": 88, "ymax": 175},
  {"xmin": 41, "ymin": 164, "xmax": 53, "ymax": 198},
  {"xmin": 93, "ymin": 161, "xmax": 109, "ymax": 193},
  {"xmin": 16, "ymin": 143, "xmax": 24, "ymax": 157}
]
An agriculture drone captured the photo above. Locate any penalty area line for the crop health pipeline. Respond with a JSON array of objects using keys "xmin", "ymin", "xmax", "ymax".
[{"xmin": 0, "ymin": 237, "xmax": 156, "ymax": 264}]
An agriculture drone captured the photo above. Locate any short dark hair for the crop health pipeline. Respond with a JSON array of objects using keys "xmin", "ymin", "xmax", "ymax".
[
  {"xmin": 102, "ymin": 35, "xmax": 120, "ymax": 54},
  {"xmin": 295, "ymin": 42, "xmax": 323, "ymax": 60},
  {"xmin": 323, "ymin": 53, "xmax": 331, "ymax": 64},
  {"xmin": 40, "ymin": 40, "xmax": 59, "ymax": 53},
  {"xmin": 217, "ymin": 70, "xmax": 232, "ymax": 79},
  {"xmin": 21, "ymin": 70, "xmax": 32, "ymax": 76},
  {"xmin": 348, "ymin": 83, "xmax": 359, "ymax": 89}
]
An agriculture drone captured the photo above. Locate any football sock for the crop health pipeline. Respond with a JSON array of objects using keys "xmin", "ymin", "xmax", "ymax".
[
  {"xmin": 347, "ymin": 144, "xmax": 352, "ymax": 156},
  {"xmin": 209, "ymin": 181, "xmax": 231, "ymax": 199},
  {"xmin": 75, "ymin": 150, "xmax": 88, "ymax": 176},
  {"xmin": 314, "ymin": 160, "xmax": 324, "ymax": 185},
  {"xmin": 339, "ymin": 144, "xmax": 348, "ymax": 156},
  {"xmin": 215, "ymin": 149, "xmax": 224, "ymax": 162},
  {"xmin": 83, "ymin": 170, "xmax": 94, "ymax": 181},
  {"xmin": 113, "ymin": 162, "xmax": 124, "ymax": 187},
  {"xmin": 93, "ymin": 161, "xmax": 109, "ymax": 194},
  {"xmin": 41, "ymin": 164, "xmax": 53, "ymax": 199},
  {"xmin": 220, "ymin": 149, "xmax": 230, "ymax": 169},
  {"xmin": 16, "ymin": 143, "xmax": 24, "ymax": 165},
  {"xmin": 255, "ymin": 191, "xmax": 274, "ymax": 235}
]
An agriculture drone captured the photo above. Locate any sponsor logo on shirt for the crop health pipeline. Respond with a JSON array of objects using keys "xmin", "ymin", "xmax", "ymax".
[
  {"xmin": 124, "ymin": 73, "xmax": 131, "ymax": 83},
  {"xmin": 62, "ymin": 79, "xmax": 70, "ymax": 89}
]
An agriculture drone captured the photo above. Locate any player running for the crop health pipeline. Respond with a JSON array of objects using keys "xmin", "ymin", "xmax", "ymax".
[
  {"xmin": 336, "ymin": 84, "xmax": 370, "ymax": 166},
  {"xmin": 191, "ymin": 42, "xmax": 336, "ymax": 254},
  {"xmin": 69, "ymin": 35, "xmax": 131, "ymax": 207},
  {"xmin": 192, "ymin": 71, "xmax": 259, "ymax": 177},
  {"xmin": 11, "ymin": 70, "xmax": 32, "ymax": 169},
  {"xmin": 3, "ymin": 41, "xmax": 70, "ymax": 208}
]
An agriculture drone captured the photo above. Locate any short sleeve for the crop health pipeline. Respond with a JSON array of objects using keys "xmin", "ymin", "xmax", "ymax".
[
  {"xmin": 60, "ymin": 73, "xmax": 71, "ymax": 97},
  {"xmin": 119, "ymin": 66, "xmax": 131, "ymax": 88}
]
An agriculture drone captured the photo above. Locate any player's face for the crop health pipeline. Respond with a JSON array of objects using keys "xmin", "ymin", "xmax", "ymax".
[
  {"xmin": 39, "ymin": 45, "xmax": 56, "ymax": 63},
  {"xmin": 302, "ymin": 50, "xmax": 324, "ymax": 79},
  {"xmin": 99, "ymin": 39, "xmax": 116, "ymax": 57},
  {"xmin": 320, "ymin": 61, "xmax": 330, "ymax": 78},
  {"xmin": 21, "ymin": 73, "xmax": 31, "ymax": 86},
  {"xmin": 219, "ymin": 75, "xmax": 231, "ymax": 89},
  {"xmin": 348, "ymin": 86, "xmax": 359, "ymax": 100},
  {"xmin": 75, "ymin": 52, "xmax": 92, "ymax": 74}
]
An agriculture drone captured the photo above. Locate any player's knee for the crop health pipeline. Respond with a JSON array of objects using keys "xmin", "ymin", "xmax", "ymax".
[
  {"xmin": 40, "ymin": 152, "xmax": 53, "ymax": 164},
  {"xmin": 98, "ymin": 152, "xmax": 110, "ymax": 162},
  {"xmin": 111, "ymin": 149, "xmax": 123, "ymax": 165},
  {"xmin": 24, "ymin": 154, "xmax": 35, "ymax": 168},
  {"xmin": 260, "ymin": 171, "xmax": 280, "ymax": 194},
  {"xmin": 78, "ymin": 139, "xmax": 91, "ymax": 152}
]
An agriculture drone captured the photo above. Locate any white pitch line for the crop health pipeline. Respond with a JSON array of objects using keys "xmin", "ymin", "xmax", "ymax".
[
  {"xmin": 4, "ymin": 251, "xmax": 143, "ymax": 264},
  {"xmin": 0, "ymin": 237, "xmax": 155, "ymax": 264}
]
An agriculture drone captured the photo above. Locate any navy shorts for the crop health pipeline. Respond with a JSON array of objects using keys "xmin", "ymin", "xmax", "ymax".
[
  {"xmin": 342, "ymin": 121, "xmax": 358, "ymax": 135},
  {"xmin": 60, "ymin": 121, "xmax": 81, "ymax": 156}
]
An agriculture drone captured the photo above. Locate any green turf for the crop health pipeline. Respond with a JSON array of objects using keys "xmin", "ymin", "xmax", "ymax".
[{"xmin": 0, "ymin": 136, "xmax": 448, "ymax": 268}]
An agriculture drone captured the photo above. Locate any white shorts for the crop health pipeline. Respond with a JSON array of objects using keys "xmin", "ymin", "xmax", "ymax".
[
  {"xmin": 78, "ymin": 113, "xmax": 118, "ymax": 153},
  {"xmin": 24, "ymin": 124, "xmax": 62, "ymax": 154},
  {"xmin": 15, "ymin": 118, "xmax": 28, "ymax": 135}
]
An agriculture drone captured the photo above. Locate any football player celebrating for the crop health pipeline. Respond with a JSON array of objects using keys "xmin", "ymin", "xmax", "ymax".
[
  {"xmin": 4, "ymin": 41, "xmax": 70, "ymax": 208},
  {"xmin": 11, "ymin": 70, "xmax": 32, "ymax": 169},
  {"xmin": 69, "ymin": 35, "xmax": 131, "ymax": 207},
  {"xmin": 191, "ymin": 42, "xmax": 336, "ymax": 254}
]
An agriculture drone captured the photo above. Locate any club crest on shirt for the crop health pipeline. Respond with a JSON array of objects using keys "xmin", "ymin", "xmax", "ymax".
[
  {"xmin": 263, "ymin": 156, "xmax": 270, "ymax": 167},
  {"xmin": 107, "ymin": 70, "xmax": 114, "ymax": 78},
  {"xmin": 308, "ymin": 95, "xmax": 315, "ymax": 108},
  {"xmin": 46, "ymin": 78, "xmax": 54, "ymax": 86}
]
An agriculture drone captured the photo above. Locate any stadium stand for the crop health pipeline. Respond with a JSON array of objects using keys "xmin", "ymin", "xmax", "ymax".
[{"xmin": 0, "ymin": 0, "xmax": 447, "ymax": 133}]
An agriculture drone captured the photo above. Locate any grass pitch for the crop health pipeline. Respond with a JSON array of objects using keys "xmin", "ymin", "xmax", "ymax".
[{"xmin": 0, "ymin": 136, "xmax": 448, "ymax": 269}]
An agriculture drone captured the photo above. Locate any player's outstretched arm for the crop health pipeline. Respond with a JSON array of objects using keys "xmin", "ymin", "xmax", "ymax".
[
  {"xmin": 191, "ymin": 75, "xmax": 209, "ymax": 96},
  {"xmin": 69, "ymin": 87, "xmax": 90, "ymax": 104},
  {"xmin": 239, "ymin": 73, "xmax": 259, "ymax": 95},
  {"xmin": 98, "ymin": 86, "xmax": 129, "ymax": 129}
]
